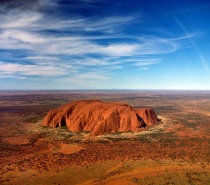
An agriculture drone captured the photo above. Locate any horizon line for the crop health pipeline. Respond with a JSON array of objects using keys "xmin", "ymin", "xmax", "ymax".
[{"xmin": 1, "ymin": 89, "xmax": 210, "ymax": 92}]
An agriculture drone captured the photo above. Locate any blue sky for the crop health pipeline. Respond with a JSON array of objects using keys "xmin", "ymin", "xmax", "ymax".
[{"xmin": 0, "ymin": 0, "xmax": 210, "ymax": 90}]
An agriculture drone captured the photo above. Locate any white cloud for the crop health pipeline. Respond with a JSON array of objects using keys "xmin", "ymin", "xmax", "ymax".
[
  {"xmin": 0, "ymin": 0, "xmax": 199, "ymax": 81},
  {"xmin": 0, "ymin": 61, "xmax": 76, "ymax": 76},
  {"xmin": 72, "ymin": 57, "xmax": 121, "ymax": 66},
  {"xmin": 0, "ymin": 6, "xmax": 134, "ymax": 32},
  {"xmin": 53, "ymin": 71, "xmax": 110, "ymax": 89},
  {"xmin": 24, "ymin": 56, "xmax": 59, "ymax": 61},
  {"xmin": 0, "ymin": 74, "xmax": 27, "ymax": 79},
  {"xmin": 101, "ymin": 44, "xmax": 138, "ymax": 56},
  {"xmin": 131, "ymin": 58, "xmax": 161, "ymax": 66},
  {"xmin": 0, "ymin": 6, "xmax": 186, "ymax": 58},
  {"xmin": 1, "ymin": 30, "xmax": 45, "ymax": 43},
  {"xmin": 0, "ymin": 10, "xmax": 42, "ymax": 29}
]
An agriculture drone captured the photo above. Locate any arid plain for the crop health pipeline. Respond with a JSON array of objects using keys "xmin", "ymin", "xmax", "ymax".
[{"xmin": 0, "ymin": 90, "xmax": 210, "ymax": 185}]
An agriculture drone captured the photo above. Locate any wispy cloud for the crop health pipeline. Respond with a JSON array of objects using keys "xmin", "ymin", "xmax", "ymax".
[
  {"xmin": 0, "ymin": 61, "xmax": 77, "ymax": 77},
  {"xmin": 0, "ymin": 0, "xmax": 199, "ymax": 84},
  {"xmin": 54, "ymin": 71, "xmax": 110, "ymax": 89},
  {"xmin": 0, "ymin": 7, "xmax": 135, "ymax": 32},
  {"xmin": 0, "ymin": 0, "xmax": 58, "ymax": 12},
  {"xmin": 0, "ymin": 10, "xmax": 42, "ymax": 29},
  {"xmin": 174, "ymin": 17, "xmax": 209, "ymax": 72},
  {"xmin": 131, "ymin": 58, "xmax": 161, "ymax": 66},
  {"xmin": 1, "ymin": 30, "xmax": 45, "ymax": 43}
]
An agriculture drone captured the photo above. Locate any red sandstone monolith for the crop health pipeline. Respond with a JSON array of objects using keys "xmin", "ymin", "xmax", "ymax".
[{"xmin": 41, "ymin": 100, "xmax": 159, "ymax": 136}]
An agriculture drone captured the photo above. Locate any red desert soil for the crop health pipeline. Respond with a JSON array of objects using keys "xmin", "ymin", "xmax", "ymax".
[
  {"xmin": 41, "ymin": 100, "xmax": 159, "ymax": 136},
  {"xmin": 59, "ymin": 143, "xmax": 85, "ymax": 155},
  {"xmin": 2, "ymin": 136, "xmax": 31, "ymax": 145}
]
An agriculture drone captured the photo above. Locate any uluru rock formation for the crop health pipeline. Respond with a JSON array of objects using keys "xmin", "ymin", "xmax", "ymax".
[{"xmin": 41, "ymin": 100, "xmax": 159, "ymax": 136}]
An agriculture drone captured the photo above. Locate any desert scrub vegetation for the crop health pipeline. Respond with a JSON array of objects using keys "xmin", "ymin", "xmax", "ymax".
[
  {"xmin": 113, "ymin": 131, "xmax": 122, "ymax": 135},
  {"xmin": 57, "ymin": 125, "xmax": 68, "ymax": 130},
  {"xmin": 37, "ymin": 124, "xmax": 75, "ymax": 141},
  {"xmin": 104, "ymin": 137, "xmax": 130, "ymax": 142},
  {"xmin": 24, "ymin": 114, "xmax": 43, "ymax": 123},
  {"xmin": 134, "ymin": 171, "xmax": 210, "ymax": 185}
]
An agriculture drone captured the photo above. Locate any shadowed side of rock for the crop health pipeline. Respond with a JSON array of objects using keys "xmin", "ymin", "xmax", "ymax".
[
  {"xmin": 41, "ymin": 100, "xmax": 159, "ymax": 136},
  {"xmin": 136, "ymin": 108, "xmax": 159, "ymax": 126}
]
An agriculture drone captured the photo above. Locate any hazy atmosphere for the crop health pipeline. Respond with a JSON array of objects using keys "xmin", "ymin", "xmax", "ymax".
[{"xmin": 0, "ymin": 0, "xmax": 210, "ymax": 90}]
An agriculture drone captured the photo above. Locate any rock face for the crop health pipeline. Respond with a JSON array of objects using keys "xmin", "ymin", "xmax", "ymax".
[
  {"xmin": 41, "ymin": 100, "xmax": 159, "ymax": 136},
  {"xmin": 136, "ymin": 108, "xmax": 159, "ymax": 126}
]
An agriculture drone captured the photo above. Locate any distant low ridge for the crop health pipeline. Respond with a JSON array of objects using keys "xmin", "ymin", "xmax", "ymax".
[{"xmin": 41, "ymin": 100, "xmax": 159, "ymax": 136}]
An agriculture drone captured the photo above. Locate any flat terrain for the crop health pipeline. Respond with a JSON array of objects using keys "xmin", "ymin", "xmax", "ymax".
[{"xmin": 0, "ymin": 90, "xmax": 210, "ymax": 185}]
